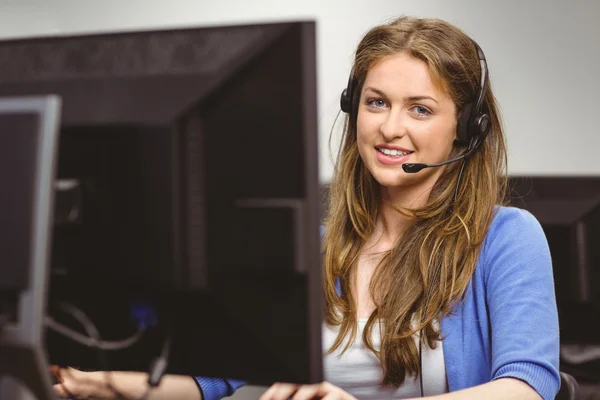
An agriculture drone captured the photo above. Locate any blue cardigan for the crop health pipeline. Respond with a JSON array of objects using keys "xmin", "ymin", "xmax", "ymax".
[{"xmin": 196, "ymin": 206, "xmax": 560, "ymax": 400}]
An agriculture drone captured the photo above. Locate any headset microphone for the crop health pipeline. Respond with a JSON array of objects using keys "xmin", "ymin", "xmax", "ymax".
[{"xmin": 401, "ymin": 141, "xmax": 480, "ymax": 173}]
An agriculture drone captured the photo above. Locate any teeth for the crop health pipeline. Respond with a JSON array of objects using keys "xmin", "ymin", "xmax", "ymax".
[{"xmin": 379, "ymin": 148, "xmax": 411, "ymax": 156}]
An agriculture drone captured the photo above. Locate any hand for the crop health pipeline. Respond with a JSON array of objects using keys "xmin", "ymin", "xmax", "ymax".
[
  {"xmin": 260, "ymin": 381, "xmax": 357, "ymax": 400},
  {"xmin": 51, "ymin": 366, "xmax": 86, "ymax": 398},
  {"xmin": 50, "ymin": 366, "xmax": 112, "ymax": 399}
]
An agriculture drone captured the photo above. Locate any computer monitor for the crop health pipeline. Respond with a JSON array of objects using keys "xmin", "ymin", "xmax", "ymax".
[
  {"xmin": 0, "ymin": 21, "xmax": 323, "ymax": 386},
  {"xmin": 509, "ymin": 176, "xmax": 600, "ymax": 345},
  {"xmin": 0, "ymin": 95, "xmax": 62, "ymax": 400}
]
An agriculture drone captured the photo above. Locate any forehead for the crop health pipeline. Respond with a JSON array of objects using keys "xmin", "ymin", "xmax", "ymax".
[{"xmin": 363, "ymin": 53, "xmax": 448, "ymax": 98}]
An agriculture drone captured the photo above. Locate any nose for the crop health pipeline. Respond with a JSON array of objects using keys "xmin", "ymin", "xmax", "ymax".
[{"xmin": 379, "ymin": 109, "xmax": 407, "ymax": 141}]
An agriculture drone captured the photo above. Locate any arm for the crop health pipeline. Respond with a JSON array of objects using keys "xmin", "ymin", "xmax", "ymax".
[
  {"xmin": 484, "ymin": 208, "xmax": 560, "ymax": 399},
  {"xmin": 53, "ymin": 368, "xmax": 245, "ymax": 400},
  {"xmin": 406, "ymin": 377, "xmax": 540, "ymax": 400},
  {"xmin": 53, "ymin": 369, "xmax": 202, "ymax": 399},
  {"xmin": 413, "ymin": 208, "xmax": 559, "ymax": 400}
]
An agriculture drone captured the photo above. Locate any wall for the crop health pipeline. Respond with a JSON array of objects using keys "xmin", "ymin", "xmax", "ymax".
[{"xmin": 1, "ymin": 0, "xmax": 599, "ymax": 182}]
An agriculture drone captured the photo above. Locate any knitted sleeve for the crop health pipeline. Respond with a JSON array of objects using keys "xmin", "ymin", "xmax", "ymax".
[
  {"xmin": 483, "ymin": 207, "xmax": 560, "ymax": 400},
  {"xmin": 194, "ymin": 376, "xmax": 246, "ymax": 400}
]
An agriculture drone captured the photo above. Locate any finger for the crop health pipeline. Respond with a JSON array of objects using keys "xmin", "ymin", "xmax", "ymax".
[
  {"xmin": 53, "ymin": 367, "xmax": 96, "ymax": 399},
  {"xmin": 52, "ymin": 384, "xmax": 72, "ymax": 398},
  {"xmin": 291, "ymin": 384, "xmax": 321, "ymax": 400},
  {"xmin": 261, "ymin": 383, "xmax": 299, "ymax": 400},
  {"xmin": 260, "ymin": 383, "xmax": 281, "ymax": 400},
  {"xmin": 273, "ymin": 383, "xmax": 299, "ymax": 400},
  {"xmin": 320, "ymin": 387, "xmax": 356, "ymax": 400},
  {"xmin": 48, "ymin": 365, "xmax": 63, "ymax": 384},
  {"xmin": 317, "ymin": 382, "xmax": 356, "ymax": 400}
]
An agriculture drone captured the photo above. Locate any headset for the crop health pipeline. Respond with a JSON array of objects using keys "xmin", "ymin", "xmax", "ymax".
[
  {"xmin": 340, "ymin": 39, "xmax": 491, "ymax": 173},
  {"xmin": 340, "ymin": 39, "xmax": 491, "ymax": 397}
]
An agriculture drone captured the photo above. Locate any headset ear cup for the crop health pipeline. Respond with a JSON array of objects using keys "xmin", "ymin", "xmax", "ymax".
[
  {"xmin": 340, "ymin": 88, "xmax": 352, "ymax": 113},
  {"xmin": 456, "ymin": 103, "xmax": 474, "ymax": 145},
  {"xmin": 340, "ymin": 73, "xmax": 357, "ymax": 114},
  {"xmin": 473, "ymin": 112, "xmax": 491, "ymax": 137}
]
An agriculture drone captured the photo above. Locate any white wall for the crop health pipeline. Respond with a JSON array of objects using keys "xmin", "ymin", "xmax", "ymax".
[{"xmin": 1, "ymin": 0, "xmax": 599, "ymax": 182}]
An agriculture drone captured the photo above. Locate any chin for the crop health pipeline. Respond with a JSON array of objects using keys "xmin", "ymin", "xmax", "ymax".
[{"xmin": 369, "ymin": 168, "xmax": 409, "ymax": 189}]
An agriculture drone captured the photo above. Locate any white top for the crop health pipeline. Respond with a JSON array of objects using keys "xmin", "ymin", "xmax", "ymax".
[{"xmin": 323, "ymin": 319, "xmax": 449, "ymax": 399}]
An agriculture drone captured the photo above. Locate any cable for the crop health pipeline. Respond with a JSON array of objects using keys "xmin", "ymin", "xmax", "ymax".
[
  {"xmin": 418, "ymin": 332, "xmax": 425, "ymax": 397},
  {"xmin": 134, "ymin": 332, "xmax": 171, "ymax": 400},
  {"xmin": 148, "ymin": 333, "xmax": 171, "ymax": 387},
  {"xmin": 417, "ymin": 143, "xmax": 469, "ymax": 395},
  {"xmin": 52, "ymin": 302, "xmax": 128, "ymax": 400},
  {"xmin": 453, "ymin": 159, "xmax": 467, "ymax": 203},
  {"xmin": 45, "ymin": 315, "xmax": 144, "ymax": 350},
  {"xmin": 418, "ymin": 260, "xmax": 444, "ymax": 398},
  {"xmin": 122, "ymin": 330, "xmax": 171, "ymax": 400},
  {"xmin": 418, "ymin": 137, "xmax": 476, "ymax": 395},
  {"xmin": 47, "ymin": 302, "xmax": 169, "ymax": 400},
  {"xmin": 418, "ymin": 301, "xmax": 429, "ymax": 397},
  {"xmin": 561, "ymin": 344, "xmax": 600, "ymax": 364}
]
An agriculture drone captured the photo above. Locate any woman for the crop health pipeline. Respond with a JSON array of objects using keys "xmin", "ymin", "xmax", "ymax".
[
  {"xmin": 53, "ymin": 16, "xmax": 560, "ymax": 400},
  {"xmin": 260, "ymin": 15, "xmax": 559, "ymax": 400}
]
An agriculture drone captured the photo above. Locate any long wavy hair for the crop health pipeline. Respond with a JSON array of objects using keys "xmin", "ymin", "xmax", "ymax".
[{"xmin": 323, "ymin": 16, "xmax": 508, "ymax": 386}]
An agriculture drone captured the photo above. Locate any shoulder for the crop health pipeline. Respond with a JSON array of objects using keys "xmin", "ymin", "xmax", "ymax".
[
  {"xmin": 480, "ymin": 205, "xmax": 552, "ymax": 279},
  {"xmin": 487, "ymin": 205, "xmax": 544, "ymax": 239},
  {"xmin": 484, "ymin": 205, "xmax": 548, "ymax": 252}
]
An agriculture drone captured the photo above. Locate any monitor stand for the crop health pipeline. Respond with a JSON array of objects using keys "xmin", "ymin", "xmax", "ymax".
[
  {"xmin": 0, "ymin": 325, "xmax": 56, "ymax": 400},
  {"xmin": 0, "ymin": 267, "xmax": 56, "ymax": 400}
]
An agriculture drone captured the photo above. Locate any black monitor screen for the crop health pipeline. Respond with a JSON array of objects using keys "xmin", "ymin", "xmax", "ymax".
[
  {"xmin": 0, "ymin": 112, "xmax": 39, "ymax": 292},
  {"xmin": 0, "ymin": 21, "xmax": 323, "ymax": 385}
]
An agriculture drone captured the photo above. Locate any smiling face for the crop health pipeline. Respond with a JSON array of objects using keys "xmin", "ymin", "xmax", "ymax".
[{"xmin": 356, "ymin": 52, "xmax": 458, "ymax": 198}]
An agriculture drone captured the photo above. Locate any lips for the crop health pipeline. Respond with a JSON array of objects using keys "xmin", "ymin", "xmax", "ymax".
[{"xmin": 375, "ymin": 147, "xmax": 414, "ymax": 166}]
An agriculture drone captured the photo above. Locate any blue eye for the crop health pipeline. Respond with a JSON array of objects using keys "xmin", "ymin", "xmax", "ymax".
[
  {"xmin": 366, "ymin": 98, "xmax": 387, "ymax": 108},
  {"xmin": 411, "ymin": 106, "xmax": 431, "ymax": 116}
]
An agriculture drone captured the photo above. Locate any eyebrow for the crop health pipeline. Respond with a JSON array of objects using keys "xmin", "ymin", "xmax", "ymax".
[{"xmin": 364, "ymin": 86, "xmax": 439, "ymax": 104}]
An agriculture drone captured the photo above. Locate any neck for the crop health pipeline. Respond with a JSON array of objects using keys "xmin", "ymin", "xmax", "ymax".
[{"xmin": 372, "ymin": 183, "xmax": 434, "ymax": 248}]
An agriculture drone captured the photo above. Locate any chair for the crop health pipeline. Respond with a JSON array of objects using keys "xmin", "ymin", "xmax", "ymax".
[{"xmin": 556, "ymin": 371, "xmax": 579, "ymax": 400}]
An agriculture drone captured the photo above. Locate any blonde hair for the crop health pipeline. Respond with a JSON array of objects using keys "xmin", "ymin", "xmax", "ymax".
[{"xmin": 323, "ymin": 16, "xmax": 508, "ymax": 386}]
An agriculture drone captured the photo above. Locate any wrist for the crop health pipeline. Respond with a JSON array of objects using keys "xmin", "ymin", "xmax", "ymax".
[{"xmin": 82, "ymin": 370, "xmax": 117, "ymax": 399}]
